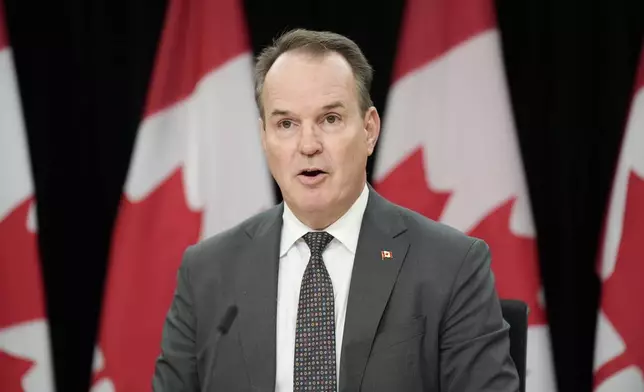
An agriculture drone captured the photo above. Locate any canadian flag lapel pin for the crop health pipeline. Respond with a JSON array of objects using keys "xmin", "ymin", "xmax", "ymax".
[{"xmin": 381, "ymin": 250, "xmax": 392, "ymax": 260}]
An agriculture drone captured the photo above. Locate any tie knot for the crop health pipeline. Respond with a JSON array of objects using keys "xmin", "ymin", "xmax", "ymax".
[{"xmin": 302, "ymin": 231, "xmax": 334, "ymax": 255}]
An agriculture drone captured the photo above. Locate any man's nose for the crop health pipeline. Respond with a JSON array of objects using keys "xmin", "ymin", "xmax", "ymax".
[{"xmin": 298, "ymin": 123, "xmax": 322, "ymax": 156}]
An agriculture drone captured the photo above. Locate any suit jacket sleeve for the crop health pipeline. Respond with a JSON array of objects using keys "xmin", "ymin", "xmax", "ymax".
[
  {"xmin": 152, "ymin": 246, "xmax": 199, "ymax": 392},
  {"xmin": 440, "ymin": 239, "xmax": 520, "ymax": 392}
]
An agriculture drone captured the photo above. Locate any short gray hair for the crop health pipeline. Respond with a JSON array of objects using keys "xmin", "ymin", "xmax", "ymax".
[{"xmin": 254, "ymin": 28, "xmax": 374, "ymax": 118}]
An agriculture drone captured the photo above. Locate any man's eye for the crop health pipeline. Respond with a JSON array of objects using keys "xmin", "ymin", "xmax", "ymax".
[
  {"xmin": 325, "ymin": 115, "xmax": 339, "ymax": 124},
  {"xmin": 279, "ymin": 120, "xmax": 292, "ymax": 129}
]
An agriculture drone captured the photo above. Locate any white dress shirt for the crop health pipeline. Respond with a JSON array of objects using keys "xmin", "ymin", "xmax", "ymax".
[{"xmin": 274, "ymin": 183, "xmax": 369, "ymax": 392}]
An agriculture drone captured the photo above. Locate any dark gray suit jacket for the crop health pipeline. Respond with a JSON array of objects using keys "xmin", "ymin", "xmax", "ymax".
[{"xmin": 153, "ymin": 186, "xmax": 520, "ymax": 391}]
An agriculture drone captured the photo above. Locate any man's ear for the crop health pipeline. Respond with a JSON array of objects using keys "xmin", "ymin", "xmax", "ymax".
[{"xmin": 364, "ymin": 107, "xmax": 381, "ymax": 156}]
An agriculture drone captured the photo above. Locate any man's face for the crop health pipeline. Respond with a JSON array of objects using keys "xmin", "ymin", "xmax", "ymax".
[{"xmin": 260, "ymin": 50, "xmax": 380, "ymax": 226}]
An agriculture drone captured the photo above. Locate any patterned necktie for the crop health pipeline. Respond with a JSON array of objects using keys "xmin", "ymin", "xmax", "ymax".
[{"xmin": 294, "ymin": 231, "xmax": 336, "ymax": 392}]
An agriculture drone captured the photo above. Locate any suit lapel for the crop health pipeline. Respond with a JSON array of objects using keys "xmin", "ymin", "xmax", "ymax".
[
  {"xmin": 236, "ymin": 205, "xmax": 282, "ymax": 392},
  {"xmin": 339, "ymin": 188, "xmax": 410, "ymax": 392}
]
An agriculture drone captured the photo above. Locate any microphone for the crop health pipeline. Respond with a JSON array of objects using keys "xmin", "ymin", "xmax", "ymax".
[
  {"xmin": 217, "ymin": 305, "xmax": 238, "ymax": 335},
  {"xmin": 202, "ymin": 305, "xmax": 238, "ymax": 391}
]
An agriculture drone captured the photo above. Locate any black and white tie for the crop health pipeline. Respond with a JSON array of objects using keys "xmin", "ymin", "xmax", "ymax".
[{"xmin": 294, "ymin": 231, "xmax": 336, "ymax": 392}]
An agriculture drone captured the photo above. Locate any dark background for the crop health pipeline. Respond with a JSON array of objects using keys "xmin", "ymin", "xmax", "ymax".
[{"xmin": 3, "ymin": 0, "xmax": 643, "ymax": 390}]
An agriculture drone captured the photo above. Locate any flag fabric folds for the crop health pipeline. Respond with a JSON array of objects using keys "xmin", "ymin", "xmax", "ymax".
[
  {"xmin": 0, "ymin": 0, "xmax": 56, "ymax": 390},
  {"xmin": 94, "ymin": 0, "xmax": 273, "ymax": 389},
  {"xmin": 372, "ymin": 0, "xmax": 557, "ymax": 390},
  {"xmin": 593, "ymin": 44, "xmax": 644, "ymax": 392}
]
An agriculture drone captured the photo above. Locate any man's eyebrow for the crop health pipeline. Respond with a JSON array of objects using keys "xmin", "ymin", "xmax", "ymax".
[
  {"xmin": 322, "ymin": 101, "xmax": 345, "ymax": 111},
  {"xmin": 270, "ymin": 109, "xmax": 292, "ymax": 117},
  {"xmin": 269, "ymin": 102, "xmax": 346, "ymax": 118}
]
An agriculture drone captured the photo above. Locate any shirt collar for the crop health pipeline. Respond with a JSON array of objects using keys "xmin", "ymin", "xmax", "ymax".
[{"xmin": 280, "ymin": 183, "xmax": 370, "ymax": 257}]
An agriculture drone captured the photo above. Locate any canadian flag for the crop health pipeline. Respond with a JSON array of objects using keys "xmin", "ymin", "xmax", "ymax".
[
  {"xmin": 593, "ymin": 45, "xmax": 644, "ymax": 391},
  {"xmin": 0, "ymin": 1, "xmax": 56, "ymax": 390},
  {"xmin": 93, "ymin": 0, "xmax": 273, "ymax": 390},
  {"xmin": 372, "ymin": 0, "xmax": 556, "ymax": 390}
]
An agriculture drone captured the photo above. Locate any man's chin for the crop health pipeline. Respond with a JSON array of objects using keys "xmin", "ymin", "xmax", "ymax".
[
  {"xmin": 297, "ymin": 199, "xmax": 330, "ymax": 214},
  {"xmin": 290, "ymin": 195, "xmax": 332, "ymax": 215}
]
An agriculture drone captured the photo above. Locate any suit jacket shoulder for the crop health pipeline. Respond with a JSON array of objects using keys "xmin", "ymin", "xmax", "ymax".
[
  {"xmin": 182, "ymin": 203, "xmax": 283, "ymax": 272},
  {"xmin": 354, "ymin": 189, "xmax": 519, "ymax": 392},
  {"xmin": 395, "ymin": 201, "xmax": 481, "ymax": 254},
  {"xmin": 375, "ymin": 194, "xmax": 485, "ymax": 276}
]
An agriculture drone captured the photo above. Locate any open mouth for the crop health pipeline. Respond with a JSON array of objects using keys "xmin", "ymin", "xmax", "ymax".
[
  {"xmin": 297, "ymin": 168, "xmax": 328, "ymax": 184},
  {"xmin": 299, "ymin": 169, "xmax": 326, "ymax": 177}
]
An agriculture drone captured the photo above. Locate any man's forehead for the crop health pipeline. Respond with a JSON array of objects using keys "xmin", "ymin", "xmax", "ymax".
[
  {"xmin": 265, "ymin": 52, "xmax": 354, "ymax": 88},
  {"xmin": 263, "ymin": 53, "xmax": 358, "ymax": 111},
  {"xmin": 270, "ymin": 49, "xmax": 351, "ymax": 73},
  {"xmin": 265, "ymin": 82, "xmax": 358, "ymax": 112}
]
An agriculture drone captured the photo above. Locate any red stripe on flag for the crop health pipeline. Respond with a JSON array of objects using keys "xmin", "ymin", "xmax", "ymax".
[
  {"xmin": 98, "ymin": 170, "xmax": 201, "ymax": 391},
  {"xmin": 144, "ymin": 0, "xmax": 250, "ymax": 117},
  {"xmin": 392, "ymin": 0, "xmax": 495, "ymax": 83},
  {"xmin": 635, "ymin": 45, "xmax": 644, "ymax": 92},
  {"xmin": 0, "ymin": 0, "xmax": 9, "ymax": 50}
]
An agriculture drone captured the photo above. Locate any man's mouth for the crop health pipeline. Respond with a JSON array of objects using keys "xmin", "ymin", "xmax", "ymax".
[{"xmin": 299, "ymin": 169, "xmax": 327, "ymax": 177}]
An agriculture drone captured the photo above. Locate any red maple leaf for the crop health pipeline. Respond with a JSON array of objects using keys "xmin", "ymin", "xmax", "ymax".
[
  {"xmin": 0, "ymin": 198, "xmax": 45, "ymax": 326},
  {"xmin": 96, "ymin": 168, "xmax": 202, "ymax": 391},
  {"xmin": 374, "ymin": 146, "xmax": 545, "ymax": 326},
  {"xmin": 469, "ymin": 199, "xmax": 546, "ymax": 325},
  {"xmin": 375, "ymin": 147, "xmax": 450, "ymax": 221},
  {"xmin": 0, "ymin": 198, "xmax": 46, "ymax": 390},
  {"xmin": 594, "ymin": 171, "xmax": 644, "ymax": 388},
  {"xmin": 0, "ymin": 351, "xmax": 34, "ymax": 392}
]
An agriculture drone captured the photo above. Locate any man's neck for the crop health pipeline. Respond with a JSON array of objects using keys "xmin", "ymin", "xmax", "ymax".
[{"xmin": 298, "ymin": 210, "xmax": 344, "ymax": 231}]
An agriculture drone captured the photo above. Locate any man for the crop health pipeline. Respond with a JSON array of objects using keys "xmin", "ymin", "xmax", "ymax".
[{"xmin": 153, "ymin": 28, "xmax": 520, "ymax": 392}]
